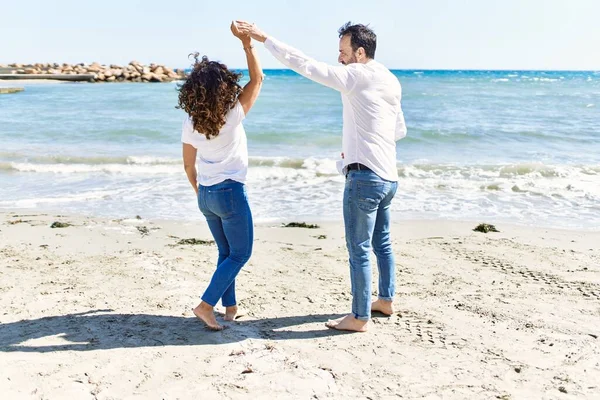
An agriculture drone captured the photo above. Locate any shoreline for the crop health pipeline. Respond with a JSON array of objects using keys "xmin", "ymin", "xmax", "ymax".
[{"xmin": 2, "ymin": 206, "xmax": 598, "ymax": 233}]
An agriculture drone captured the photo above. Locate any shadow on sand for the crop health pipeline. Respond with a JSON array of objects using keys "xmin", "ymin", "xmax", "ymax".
[{"xmin": 0, "ymin": 309, "xmax": 350, "ymax": 353}]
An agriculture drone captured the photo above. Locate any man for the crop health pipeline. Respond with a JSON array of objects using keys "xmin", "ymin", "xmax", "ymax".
[{"xmin": 237, "ymin": 20, "xmax": 407, "ymax": 332}]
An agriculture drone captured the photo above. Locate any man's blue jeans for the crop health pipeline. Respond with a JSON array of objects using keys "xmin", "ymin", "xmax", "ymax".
[
  {"xmin": 197, "ymin": 180, "xmax": 253, "ymax": 307},
  {"xmin": 343, "ymin": 170, "xmax": 398, "ymax": 321}
]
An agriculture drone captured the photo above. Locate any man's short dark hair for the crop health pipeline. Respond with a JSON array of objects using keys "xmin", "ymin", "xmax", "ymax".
[{"xmin": 338, "ymin": 22, "xmax": 377, "ymax": 59}]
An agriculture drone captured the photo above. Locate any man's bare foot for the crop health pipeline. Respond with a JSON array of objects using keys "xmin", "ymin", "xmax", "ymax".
[
  {"xmin": 224, "ymin": 305, "xmax": 238, "ymax": 321},
  {"xmin": 371, "ymin": 299, "xmax": 394, "ymax": 316},
  {"xmin": 193, "ymin": 302, "xmax": 223, "ymax": 331},
  {"xmin": 325, "ymin": 314, "xmax": 368, "ymax": 332}
]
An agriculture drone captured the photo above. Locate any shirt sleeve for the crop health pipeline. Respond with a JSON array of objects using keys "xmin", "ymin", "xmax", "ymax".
[
  {"xmin": 181, "ymin": 118, "xmax": 197, "ymax": 147},
  {"xmin": 264, "ymin": 37, "xmax": 361, "ymax": 94},
  {"xmin": 395, "ymin": 106, "xmax": 407, "ymax": 141},
  {"xmin": 227, "ymin": 101, "xmax": 246, "ymax": 126}
]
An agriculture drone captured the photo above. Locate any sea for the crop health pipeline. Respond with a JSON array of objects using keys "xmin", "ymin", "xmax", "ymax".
[{"xmin": 1, "ymin": 70, "xmax": 599, "ymax": 230}]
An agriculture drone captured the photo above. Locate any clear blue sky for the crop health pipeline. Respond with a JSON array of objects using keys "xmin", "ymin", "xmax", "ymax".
[{"xmin": 1, "ymin": 0, "xmax": 599, "ymax": 70}]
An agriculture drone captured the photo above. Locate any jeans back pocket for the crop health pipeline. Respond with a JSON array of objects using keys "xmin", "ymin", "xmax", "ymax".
[
  {"xmin": 206, "ymin": 187, "xmax": 235, "ymax": 217},
  {"xmin": 356, "ymin": 181, "xmax": 386, "ymax": 212}
]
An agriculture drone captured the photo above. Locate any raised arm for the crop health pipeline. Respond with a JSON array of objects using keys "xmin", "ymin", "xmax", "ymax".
[
  {"xmin": 230, "ymin": 21, "xmax": 263, "ymax": 115},
  {"xmin": 236, "ymin": 21, "xmax": 360, "ymax": 94}
]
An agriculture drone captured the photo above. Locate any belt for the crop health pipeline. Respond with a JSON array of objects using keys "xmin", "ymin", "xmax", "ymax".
[{"xmin": 346, "ymin": 163, "xmax": 372, "ymax": 172}]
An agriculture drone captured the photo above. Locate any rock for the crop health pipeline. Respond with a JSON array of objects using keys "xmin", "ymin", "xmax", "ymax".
[
  {"xmin": 4, "ymin": 61, "xmax": 182, "ymax": 83},
  {"xmin": 0, "ymin": 87, "xmax": 25, "ymax": 94}
]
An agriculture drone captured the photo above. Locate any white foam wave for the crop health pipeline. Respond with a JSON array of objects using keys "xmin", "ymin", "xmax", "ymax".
[
  {"xmin": 8, "ymin": 162, "xmax": 181, "ymax": 174},
  {"xmin": 2, "ymin": 160, "xmax": 599, "ymax": 229}
]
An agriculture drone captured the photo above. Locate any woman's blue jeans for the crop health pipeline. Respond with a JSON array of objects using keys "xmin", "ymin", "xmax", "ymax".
[{"xmin": 197, "ymin": 180, "xmax": 253, "ymax": 307}]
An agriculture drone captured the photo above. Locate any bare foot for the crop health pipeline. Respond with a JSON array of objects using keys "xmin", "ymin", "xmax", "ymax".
[
  {"xmin": 371, "ymin": 299, "xmax": 394, "ymax": 316},
  {"xmin": 325, "ymin": 314, "xmax": 368, "ymax": 332},
  {"xmin": 224, "ymin": 305, "xmax": 238, "ymax": 321},
  {"xmin": 193, "ymin": 302, "xmax": 223, "ymax": 331}
]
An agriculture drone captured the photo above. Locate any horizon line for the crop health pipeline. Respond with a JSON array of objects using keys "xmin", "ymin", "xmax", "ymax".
[{"xmin": 224, "ymin": 67, "xmax": 600, "ymax": 73}]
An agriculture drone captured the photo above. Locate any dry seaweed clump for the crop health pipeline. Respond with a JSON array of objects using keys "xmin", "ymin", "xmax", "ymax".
[
  {"xmin": 473, "ymin": 223, "xmax": 499, "ymax": 233},
  {"xmin": 177, "ymin": 238, "xmax": 215, "ymax": 246},
  {"xmin": 50, "ymin": 222, "xmax": 71, "ymax": 228},
  {"xmin": 283, "ymin": 222, "xmax": 320, "ymax": 229}
]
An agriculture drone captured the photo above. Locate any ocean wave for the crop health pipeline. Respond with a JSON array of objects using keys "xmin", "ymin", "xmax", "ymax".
[
  {"xmin": 3, "ymin": 157, "xmax": 599, "ymax": 182},
  {"xmin": 7, "ymin": 162, "xmax": 181, "ymax": 174},
  {"xmin": 2, "ymin": 158, "xmax": 599, "ymax": 229},
  {"xmin": 0, "ymin": 154, "xmax": 180, "ymax": 166}
]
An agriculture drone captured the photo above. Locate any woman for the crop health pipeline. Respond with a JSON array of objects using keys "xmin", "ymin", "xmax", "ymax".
[{"xmin": 178, "ymin": 22, "xmax": 262, "ymax": 331}]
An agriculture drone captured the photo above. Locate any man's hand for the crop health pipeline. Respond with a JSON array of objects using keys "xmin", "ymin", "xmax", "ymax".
[
  {"xmin": 235, "ymin": 20, "xmax": 268, "ymax": 43},
  {"xmin": 230, "ymin": 21, "xmax": 251, "ymax": 44}
]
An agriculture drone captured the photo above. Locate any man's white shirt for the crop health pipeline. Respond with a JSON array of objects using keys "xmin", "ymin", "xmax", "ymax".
[{"xmin": 264, "ymin": 36, "xmax": 407, "ymax": 182}]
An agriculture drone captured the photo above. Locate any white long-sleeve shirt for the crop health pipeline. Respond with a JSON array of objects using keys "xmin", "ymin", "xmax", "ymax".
[{"xmin": 264, "ymin": 36, "xmax": 407, "ymax": 182}]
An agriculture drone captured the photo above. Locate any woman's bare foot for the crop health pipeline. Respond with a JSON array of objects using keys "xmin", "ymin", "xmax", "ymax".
[
  {"xmin": 371, "ymin": 299, "xmax": 394, "ymax": 316},
  {"xmin": 224, "ymin": 305, "xmax": 238, "ymax": 321},
  {"xmin": 325, "ymin": 314, "xmax": 368, "ymax": 332},
  {"xmin": 192, "ymin": 302, "xmax": 223, "ymax": 331}
]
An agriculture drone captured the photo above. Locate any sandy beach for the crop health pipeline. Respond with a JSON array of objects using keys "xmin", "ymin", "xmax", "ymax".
[{"xmin": 0, "ymin": 211, "xmax": 598, "ymax": 399}]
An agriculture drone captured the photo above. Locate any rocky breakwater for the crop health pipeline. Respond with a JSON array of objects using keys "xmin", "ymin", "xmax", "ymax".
[{"xmin": 0, "ymin": 62, "xmax": 187, "ymax": 83}]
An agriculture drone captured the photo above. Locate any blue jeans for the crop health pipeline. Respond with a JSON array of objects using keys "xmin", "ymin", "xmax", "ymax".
[
  {"xmin": 197, "ymin": 180, "xmax": 253, "ymax": 307},
  {"xmin": 344, "ymin": 170, "xmax": 398, "ymax": 321}
]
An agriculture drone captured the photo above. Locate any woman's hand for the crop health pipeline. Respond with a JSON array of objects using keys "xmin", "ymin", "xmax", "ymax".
[
  {"xmin": 235, "ymin": 21, "xmax": 268, "ymax": 43},
  {"xmin": 230, "ymin": 21, "xmax": 250, "ymax": 44}
]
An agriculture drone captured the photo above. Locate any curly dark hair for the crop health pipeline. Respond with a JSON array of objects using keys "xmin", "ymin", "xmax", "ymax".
[{"xmin": 176, "ymin": 53, "xmax": 242, "ymax": 139}]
